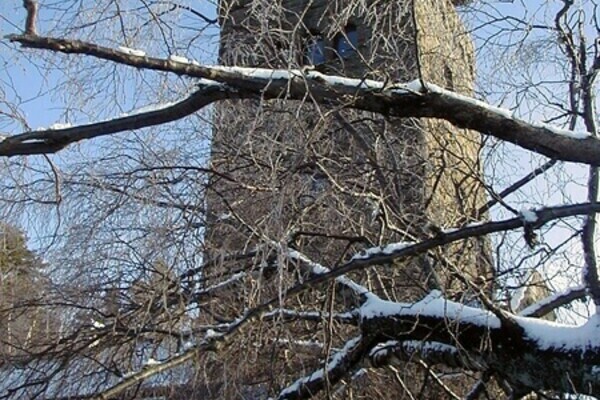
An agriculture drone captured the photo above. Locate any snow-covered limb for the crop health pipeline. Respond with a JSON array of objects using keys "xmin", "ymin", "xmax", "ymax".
[
  {"xmin": 0, "ymin": 82, "xmax": 234, "ymax": 156},
  {"xmin": 276, "ymin": 336, "xmax": 367, "ymax": 400},
  {"xmin": 361, "ymin": 290, "xmax": 500, "ymax": 328},
  {"xmin": 519, "ymin": 285, "xmax": 587, "ymax": 318},
  {"xmin": 368, "ymin": 340, "xmax": 486, "ymax": 371},
  {"xmin": 89, "ymin": 347, "xmax": 197, "ymax": 400},
  {"xmin": 6, "ymin": 33, "xmax": 600, "ymax": 165},
  {"xmin": 520, "ymin": 208, "xmax": 539, "ymax": 223},
  {"xmin": 117, "ymin": 46, "xmax": 146, "ymax": 57},
  {"xmin": 285, "ymin": 247, "xmax": 370, "ymax": 298},
  {"xmin": 4, "ymin": 81, "xmax": 229, "ymax": 154},
  {"xmin": 350, "ymin": 241, "xmax": 413, "ymax": 261},
  {"xmin": 305, "ymin": 202, "xmax": 600, "ymax": 288},
  {"xmin": 275, "ymin": 289, "xmax": 600, "ymax": 399},
  {"xmin": 359, "ymin": 292, "xmax": 600, "ymax": 396}
]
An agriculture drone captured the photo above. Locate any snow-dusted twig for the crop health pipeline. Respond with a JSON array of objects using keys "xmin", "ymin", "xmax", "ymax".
[
  {"xmin": 264, "ymin": 308, "xmax": 358, "ymax": 325},
  {"xmin": 276, "ymin": 336, "xmax": 366, "ymax": 400}
]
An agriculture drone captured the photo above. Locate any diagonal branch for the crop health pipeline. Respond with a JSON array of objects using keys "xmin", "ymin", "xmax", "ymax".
[
  {"xmin": 276, "ymin": 336, "xmax": 368, "ymax": 400},
  {"xmin": 6, "ymin": 34, "xmax": 600, "ymax": 165},
  {"xmin": 476, "ymin": 159, "xmax": 557, "ymax": 217},
  {"xmin": 0, "ymin": 82, "xmax": 238, "ymax": 156},
  {"xmin": 518, "ymin": 285, "xmax": 587, "ymax": 318},
  {"xmin": 307, "ymin": 203, "xmax": 600, "ymax": 289}
]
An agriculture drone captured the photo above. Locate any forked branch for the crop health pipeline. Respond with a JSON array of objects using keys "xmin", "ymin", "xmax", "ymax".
[{"xmin": 5, "ymin": 33, "xmax": 600, "ymax": 165}]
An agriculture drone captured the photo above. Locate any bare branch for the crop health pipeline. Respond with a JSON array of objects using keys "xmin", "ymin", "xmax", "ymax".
[{"xmin": 22, "ymin": 1, "xmax": 38, "ymax": 35}]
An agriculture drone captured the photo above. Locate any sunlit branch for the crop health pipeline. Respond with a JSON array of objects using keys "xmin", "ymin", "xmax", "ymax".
[
  {"xmin": 276, "ymin": 336, "xmax": 367, "ymax": 400},
  {"xmin": 5, "ymin": 34, "xmax": 600, "ymax": 165},
  {"xmin": 0, "ymin": 83, "xmax": 237, "ymax": 156},
  {"xmin": 301, "ymin": 203, "xmax": 600, "ymax": 289},
  {"xmin": 518, "ymin": 286, "xmax": 587, "ymax": 319},
  {"xmin": 477, "ymin": 159, "xmax": 557, "ymax": 217}
]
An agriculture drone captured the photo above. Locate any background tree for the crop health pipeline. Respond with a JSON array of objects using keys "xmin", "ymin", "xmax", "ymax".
[
  {"xmin": 0, "ymin": 0, "xmax": 598, "ymax": 399},
  {"xmin": 0, "ymin": 223, "xmax": 54, "ymax": 357}
]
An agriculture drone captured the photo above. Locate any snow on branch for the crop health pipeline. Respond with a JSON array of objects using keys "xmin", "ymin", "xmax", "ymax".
[
  {"xmin": 276, "ymin": 336, "xmax": 366, "ymax": 400},
  {"xmin": 89, "ymin": 348, "xmax": 198, "ymax": 400},
  {"xmin": 0, "ymin": 82, "xmax": 236, "ymax": 156},
  {"xmin": 276, "ymin": 289, "xmax": 600, "ymax": 398},
  {"xmin": 360, "ymin": 291, "xmax": 501, "ymax": 333},
  {"xmin": 368, "ymin": 340, "xmax": 485, "ymax": 371},
  {"xmin": 6, "ymin": 33, "xmax": 600, "ymax": 165},
  {"xmin": 329, "ymin": 203, "xmax": 600, "ymax": 282},
  {"xmin": 519, "ymin": 285, "xmax": 587, "ymax": 318},
  {"xmin": 359, "ymin": 291, "xmax": 600, "ymax": 395},
  {"xmin": 285, "ymin": 248, "xmax": 370, "ymax": 298}
]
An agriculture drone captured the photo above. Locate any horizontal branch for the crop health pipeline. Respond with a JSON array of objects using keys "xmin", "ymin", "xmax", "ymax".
[
  {"xmin": 263, "ymin": 308, "xmax": 359, "ymax": 325},
  {"xmin": 274, "ymin": 285, "xmax": 599, "ymax": 398},
  {"xmin": 6, "ymin": 34, "xmax": 600, "ymax": 165},
  {"xmin": 368, "ymin": 340, "xmax": 486, "ymax": 371}
]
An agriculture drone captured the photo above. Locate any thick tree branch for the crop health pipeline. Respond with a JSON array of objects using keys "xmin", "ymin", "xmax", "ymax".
[
  {"xmin": 581, "ymin": 55, "xmax": 600, "ymax": 306},
  {"xmin": 23, "ymin": 0, "xmax": 38, "ymax": 35},
  {"xmin": 5, "ymin": 34, "xmax": 600, "ymax": 165},
  {"xmin": 360, "ymin": 292, "xmax": 600, "ymax": 395},
  {"xmin": 368, "ymin": 340, "xmax": 486, "ymax": 371},
  {"xmin": 0, "ymin": 83, "xmax": 239, "ymax": 156},
  {"xmin": 280, "ymin": 288, "xmax": 600, "ymax": 399}
]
